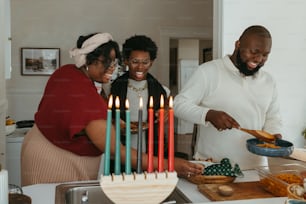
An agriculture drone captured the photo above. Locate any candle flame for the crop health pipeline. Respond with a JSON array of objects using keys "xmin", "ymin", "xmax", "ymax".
[
  {"xmin": 125, "ymin": 99, "xmax": 129, "ymax": 109},
  {"xmin": 160, "ymin": 95, "xmax": 164, "ymax": 108},
  {"xmin": 139, "ymin": 97, "xmax": 143, "ymax": 109},
  {"xmin": 149, "ymin": 96, "xmax": 153, "ymax": 108},
  {"xmin": 169, "ymin": 96, "xmax": 173, "ymax": 109},
  {"xmin": 108, "ymin": 95, "xmax": 113, "ymax": 109},
  {"xmin": 115, "ymin": 96, "xmax": 120, "ymax": 109}
]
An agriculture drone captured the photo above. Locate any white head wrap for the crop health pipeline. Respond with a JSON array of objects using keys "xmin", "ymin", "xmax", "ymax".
[{"xmin": 69, "ymin": 33, "xmax": 113, "ymax": 68}]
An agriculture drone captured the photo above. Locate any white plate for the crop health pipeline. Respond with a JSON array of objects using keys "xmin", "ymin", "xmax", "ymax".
[
  {"xmin": 189, "ymin": 160, "xmax": 215, "ymax": 167},
  {"xmin": 6, "ymin": 124, "xmax": 16, "ymax": 135}
]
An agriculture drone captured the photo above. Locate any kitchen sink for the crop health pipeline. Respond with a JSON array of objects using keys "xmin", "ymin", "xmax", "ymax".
[{"xmin": 55, "ymin": 180, "xmax": 191, "ymax": 204}]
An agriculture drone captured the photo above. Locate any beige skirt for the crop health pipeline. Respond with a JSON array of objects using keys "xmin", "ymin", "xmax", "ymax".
[{"xmin": 21, "ymin": 124, "xmax": 101, "ymax": 186}]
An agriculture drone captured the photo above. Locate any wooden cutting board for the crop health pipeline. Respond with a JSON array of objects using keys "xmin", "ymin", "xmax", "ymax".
[{"xmin": 198, "ymin": 181, "xmax": 275, "ymax": 201}]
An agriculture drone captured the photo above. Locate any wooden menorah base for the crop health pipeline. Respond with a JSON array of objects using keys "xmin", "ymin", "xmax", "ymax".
[{"xmin": 100, "ymin": 171, "xmax": 178, "ymax": 204}]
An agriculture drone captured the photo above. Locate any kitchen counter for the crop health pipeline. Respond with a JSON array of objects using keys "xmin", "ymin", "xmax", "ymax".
[{"xmin": 22, "ymin": 170, "xmax": 288, "ymax": 204}]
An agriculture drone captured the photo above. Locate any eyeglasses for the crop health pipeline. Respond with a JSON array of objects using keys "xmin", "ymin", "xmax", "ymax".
[
  {"xmin": 129, "ymin": 58, "xmax": 151, "ymax": 68},
  {"xmin": 97, "ymin": 58, "xmax": 119, "ymax": 69}
]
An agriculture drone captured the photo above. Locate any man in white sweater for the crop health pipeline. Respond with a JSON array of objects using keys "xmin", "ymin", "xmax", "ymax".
[{"xmin": 174, "ymin": 25, "xmax": 282, "ymax": 170}]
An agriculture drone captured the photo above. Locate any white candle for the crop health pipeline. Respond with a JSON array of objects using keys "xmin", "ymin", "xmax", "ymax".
[{"xmin": 0, "ymin": 168, "xmax": 8, "ymax": 204}]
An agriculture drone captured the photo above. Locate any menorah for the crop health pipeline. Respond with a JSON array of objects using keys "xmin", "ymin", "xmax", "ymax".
[{"xmin": 100, "ymin": 95, "xmax": 178, "ymax": 204}]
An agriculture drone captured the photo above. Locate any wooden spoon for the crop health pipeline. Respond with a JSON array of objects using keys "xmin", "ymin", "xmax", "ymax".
[{"xmin": 238, "ymin": 127, "xmax": 276, "ymax": 143}]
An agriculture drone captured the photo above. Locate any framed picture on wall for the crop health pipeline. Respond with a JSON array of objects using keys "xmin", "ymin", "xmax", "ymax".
[{"xmin": 21, "ymin": 48, "xmax": 60, "ymax": 76}]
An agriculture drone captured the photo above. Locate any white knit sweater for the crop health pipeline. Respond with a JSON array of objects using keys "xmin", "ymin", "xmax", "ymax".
[{"xmin": 174, "ymin": 55, "xmax": 282, "ymax": 170}]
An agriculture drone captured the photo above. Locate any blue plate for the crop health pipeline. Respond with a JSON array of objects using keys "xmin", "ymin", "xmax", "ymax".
[
  {"xmin": 285, "ymin": 199, "xmax": 306, "ymax": 204},
  {"xmin": 246, "ymin": 138, "xmax": 294, "ymax": 157}
]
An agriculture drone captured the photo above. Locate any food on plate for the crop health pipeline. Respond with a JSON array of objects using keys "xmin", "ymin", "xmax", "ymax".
[
  {"xmin": 189, "ymin": 175, "xmax": 235, "ymax": 185},
  {"xmin": 301, "ymin": 171, "xmax": 306, "ymax": 178},
  {"xmin": 217, "ymin": 185, "xmax": 234, "ymax": 196},
  {"xmin": 120, "ymin": 122, "xmax": 148, "ymax": 134},
  {"xmin": 256, "ymin": 143, "xmax": 281, "ymax": 149},
  {"xmin": 203, "ymin": 158, "xmax": 214, "ymax": 162},
  {"xmin": 130, "ymin": 122, "xmax": 148, "ymax": 132},
  {"xmin": 246, "ymin": 138, "xmax": 294, "ymax": 157},
  {"xmin": 276, "ymin": 173, "xmax": 304, "ymax": 184},
  {"xmin": 6, "ymin": 117, "xmax": 15, "ymax": 125},
  {"xmin": 259, "ymin": 173, "xmax": 303, "ymax": 196},
  {"xmin": 287, "ymin": 183, "xmax": 306, "ymax": 200},
  {"xmin": 5, "ymin": 117, "xmax": 17, "ymax": 135}
]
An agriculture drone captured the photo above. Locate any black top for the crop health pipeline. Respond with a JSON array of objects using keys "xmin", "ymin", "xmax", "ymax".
[{"xmin": 110, "ymin": 72, "xmax": 168, "ymax": 156}]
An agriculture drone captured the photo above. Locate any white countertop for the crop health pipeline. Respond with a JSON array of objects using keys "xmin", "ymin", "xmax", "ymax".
[{"xmin": 22, "ymin": 170, "xmax": 288, "ymax": 204}]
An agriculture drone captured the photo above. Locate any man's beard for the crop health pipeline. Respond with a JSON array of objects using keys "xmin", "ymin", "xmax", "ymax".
[{"xmin": 236, "ymin": 50, "xmax": 262, "ymax": 76}]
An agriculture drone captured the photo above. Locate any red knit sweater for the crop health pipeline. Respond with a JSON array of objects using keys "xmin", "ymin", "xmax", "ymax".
[{"xmin": 35, "ymin": 64, "xmax": 107, "ymax": 156}]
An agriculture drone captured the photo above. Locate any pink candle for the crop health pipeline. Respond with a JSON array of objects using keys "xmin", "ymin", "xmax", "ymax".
[
  {"xmin": 168, "ymin": 96, "xmax": 174, "ymax": 172},
  {"xmin": 147, "ymin": 96, "xmax": 154, "ymax": 173},
  {"xmin": 158, "ymin": 95, "xmax": 164, "ymax": 172}
]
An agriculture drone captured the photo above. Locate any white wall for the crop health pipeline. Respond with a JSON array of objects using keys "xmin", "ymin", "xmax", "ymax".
[
  {"xmin": 0, "ymin": 0, "xmax": 9, "ymax": 166},
  {"xmin": 217, "ymin": 0, "xmax": 306, "ymax": 147},
  {"xmin": 6, "ymin": 0, "xmax": 213, "ymax": 121},
  {"xmin": 7, "ymin": 0, "xmax": 306, "ymax": 149}
]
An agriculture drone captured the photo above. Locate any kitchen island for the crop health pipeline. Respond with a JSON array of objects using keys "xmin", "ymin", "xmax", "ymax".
[{"xmin": 22, "ymin": 169, "xmax": 288, "ymax": 204}]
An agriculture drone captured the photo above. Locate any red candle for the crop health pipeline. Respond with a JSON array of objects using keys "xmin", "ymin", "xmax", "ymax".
[
  {"xmin": 168, "ymin": 96, "xmax": 174, "ymax": 172},
  {"xmin": 147, "ymin": 96, "xmax": 154, "ymax": 173},
  {"xmin": 158, "ymin": 95, "xmax": 164, "ymax": 172}
]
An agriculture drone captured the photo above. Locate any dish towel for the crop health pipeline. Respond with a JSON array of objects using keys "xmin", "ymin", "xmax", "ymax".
[{"xmin": 203, "ymin": 158, "xmax": 244, "ymax": 177}]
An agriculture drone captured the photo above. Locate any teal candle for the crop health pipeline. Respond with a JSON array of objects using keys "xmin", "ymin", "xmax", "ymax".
[
  {"xmin": 115, "ymin": 96, "xmax": 121, "ymax": 175},
  {"xmin": 104, "ymin": 95, "xmax": 113, "ymax": 176},
  {"xmin": 125, "ymin": 99, "xmax": 131, "ymax": 174}
]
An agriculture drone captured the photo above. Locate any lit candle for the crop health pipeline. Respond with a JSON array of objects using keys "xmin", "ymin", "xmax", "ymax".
[
  {"xmin": 104, "ymin": 95, "xmax": 113, "ymax": 176},
  {"xmin": 115, "ymin": 96, "xmax": 121, "ymax": 175},
  {"xmin": 125, "ymin": 99, "xmax": 131, "ymax": 175},
  {"xmin": 158, "ymin": 95, "xmax": 164, "ymax": 172},
  {"xmin": 136, "ymin": 97, "xmax": 143, "ymax": 174},
  {"xmin": 168, "ymin": 96, "xmax": 175, "ymax": 172},
  {"xmin": 147, "ymin": 96, "xmax": 154, "ymax": 173}
]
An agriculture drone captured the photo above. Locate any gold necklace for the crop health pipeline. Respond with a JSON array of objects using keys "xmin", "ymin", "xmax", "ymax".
[{"xmin": 128, "ymin": 82, "xmax": 147, "ymax": 98}]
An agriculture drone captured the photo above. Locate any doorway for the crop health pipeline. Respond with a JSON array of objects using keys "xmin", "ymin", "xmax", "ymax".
[{"xmin": 169, "ymin": 38, "xmax": 212, "ymax": 97}]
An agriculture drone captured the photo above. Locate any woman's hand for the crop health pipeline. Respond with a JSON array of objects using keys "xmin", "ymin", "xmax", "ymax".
[{"xmin": 174, "ymin": 157, "xmax": 204, "ymax": 179}]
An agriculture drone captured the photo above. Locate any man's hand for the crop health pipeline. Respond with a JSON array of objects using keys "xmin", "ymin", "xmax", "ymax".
[{"xmin": 206, "ymin": 110, "xmax": 240, "ymax": 131}]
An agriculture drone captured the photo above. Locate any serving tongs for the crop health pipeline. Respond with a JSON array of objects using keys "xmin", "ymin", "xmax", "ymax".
[{"xmin": 237, "ymin": 127, "xmax": 276, "ymax": 143}]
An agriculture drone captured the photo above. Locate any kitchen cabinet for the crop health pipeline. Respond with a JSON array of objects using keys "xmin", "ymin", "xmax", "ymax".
[{"xmin": 6, "ymin": 128, "xmax": 28, "ymax": 186}]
